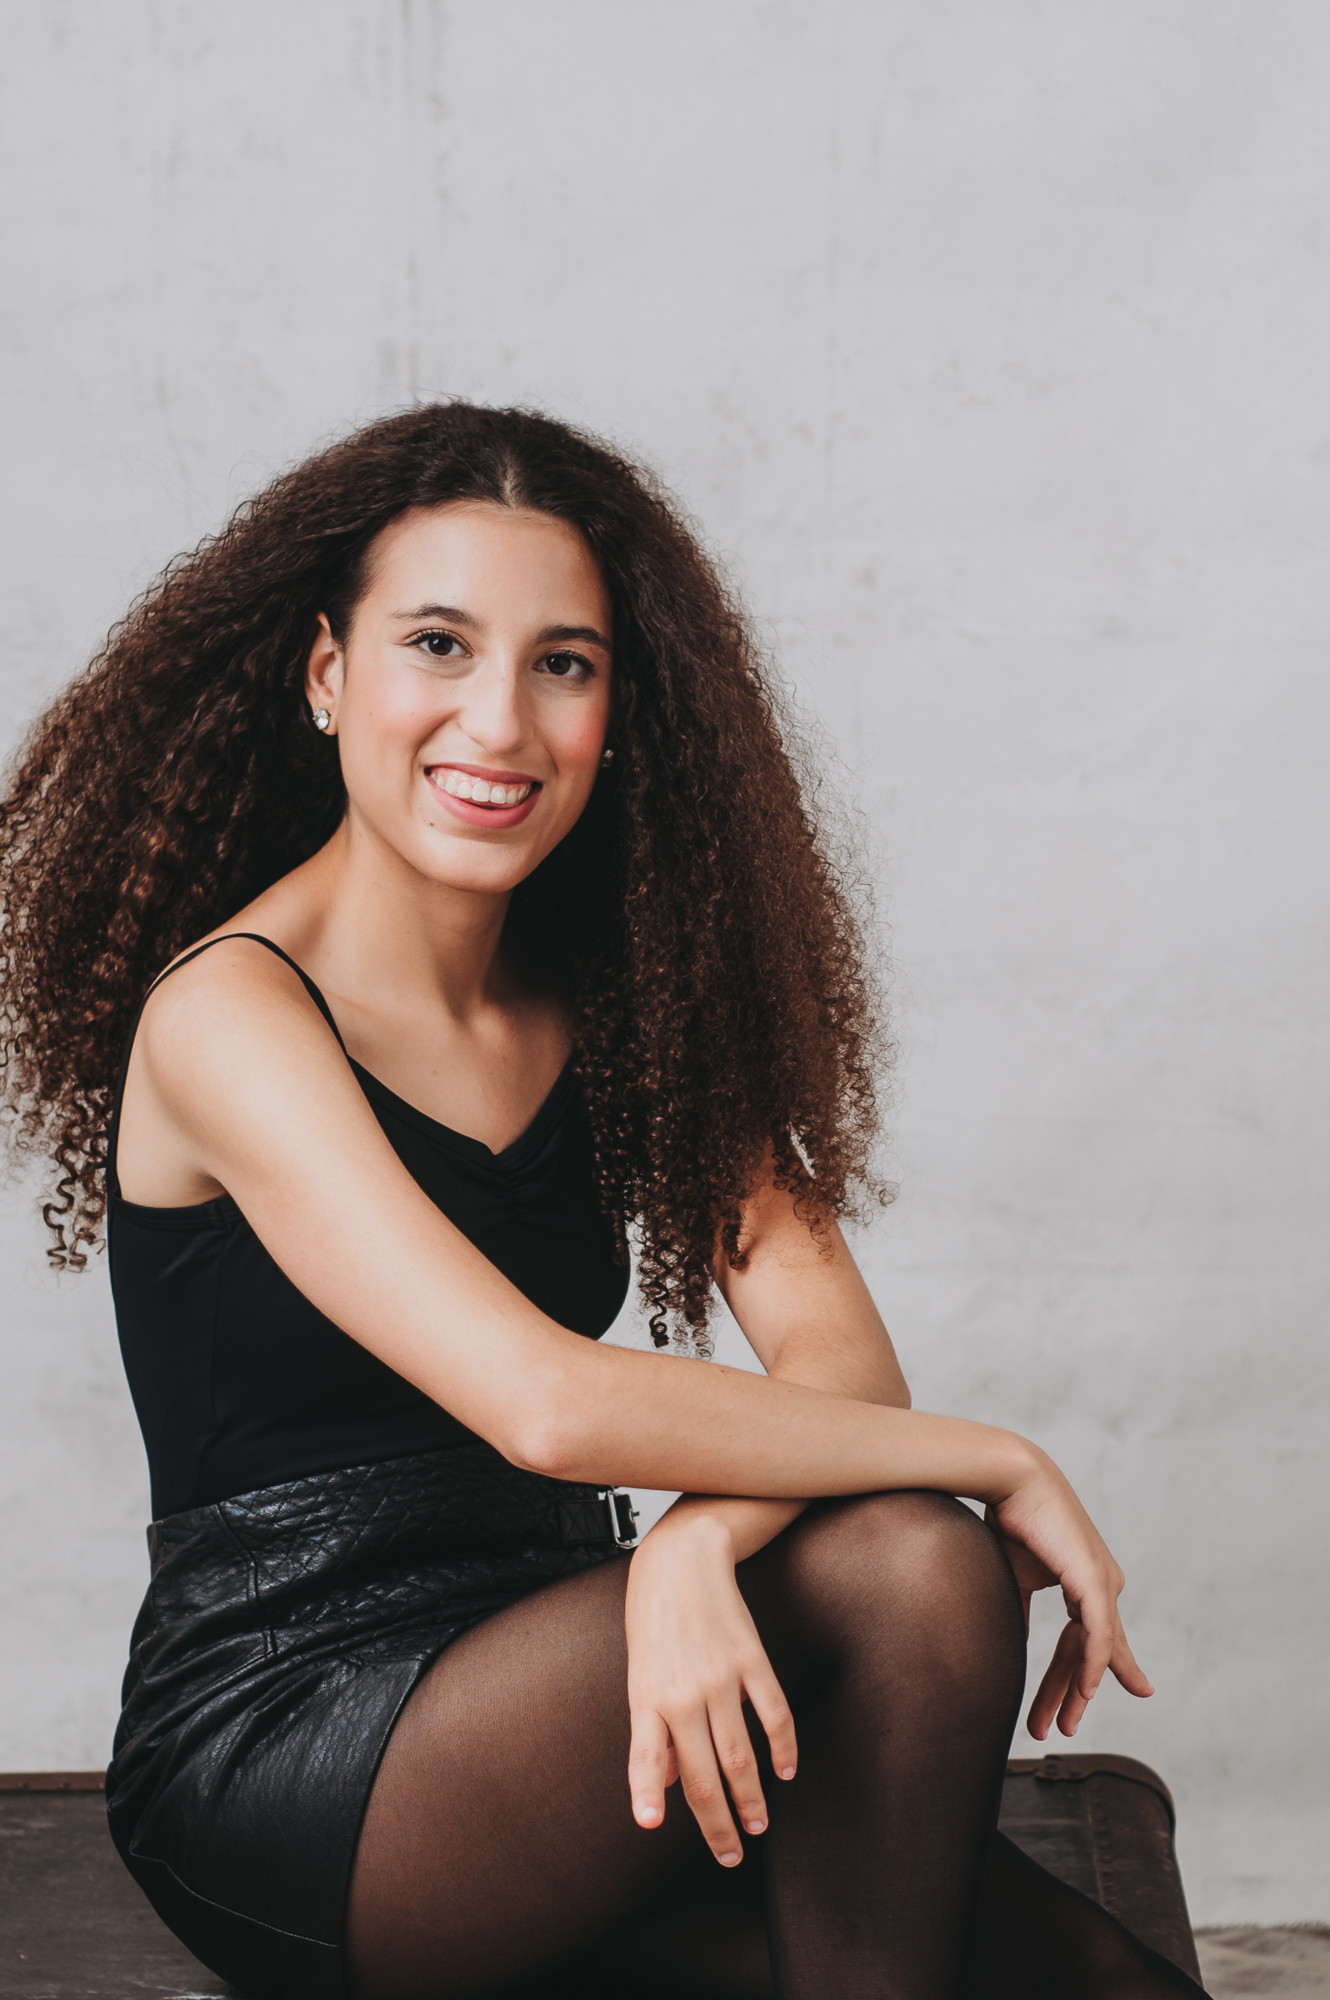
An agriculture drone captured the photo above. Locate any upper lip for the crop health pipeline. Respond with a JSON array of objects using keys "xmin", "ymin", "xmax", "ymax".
[{"xmin": 427, "ymin": 762, "xmax": 541, "ymax": 786}]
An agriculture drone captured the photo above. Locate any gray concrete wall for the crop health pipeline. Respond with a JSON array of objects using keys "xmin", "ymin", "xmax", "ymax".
[{"xmin": 2, "ymin": 1, "xmax": 1326, "ymax": 1924}]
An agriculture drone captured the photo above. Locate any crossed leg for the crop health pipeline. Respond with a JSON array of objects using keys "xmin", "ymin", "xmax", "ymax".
[{"xmin": 346, "ymin": 1491, "xmax": 1198, "ymax": 1999}]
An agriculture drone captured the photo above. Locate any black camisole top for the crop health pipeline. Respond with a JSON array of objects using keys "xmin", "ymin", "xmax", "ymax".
[{"xmin": 107, "ymin": 935, "xmax": 629, "ymax": 1522}]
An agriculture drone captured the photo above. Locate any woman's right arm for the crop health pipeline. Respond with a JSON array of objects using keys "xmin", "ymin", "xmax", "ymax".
[
  {"xmin": 131, "ymin": 944, "xmax": 1141, "ymax": 1702},
  {"xmin": 128, "ymin": 946, "xmax": 967, "ymax": 1491}
]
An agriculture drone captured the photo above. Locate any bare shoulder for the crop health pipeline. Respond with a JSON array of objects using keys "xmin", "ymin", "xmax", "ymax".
[
  {"xmin": 132, "ymin": 932, "xmax": 345, "ymax": 1108},
  {"xmin": 140, "ymin": 932, "xmax": 315, "ymax": 1038},
  {"xmin": 115, "ymin": 934, "xmax": 348, "ymax": 1207}
]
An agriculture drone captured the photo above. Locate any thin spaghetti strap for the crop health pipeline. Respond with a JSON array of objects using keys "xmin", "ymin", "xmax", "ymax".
[
  {"xmin": 142, "ymin": 934, "xmax": 348, "ymax": 1049},
  {"xmin": 106, "ymin": 933, "xmax": 347, "ymax": 1200}
]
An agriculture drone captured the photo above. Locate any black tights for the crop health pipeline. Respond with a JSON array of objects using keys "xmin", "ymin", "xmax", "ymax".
[{"xmin": 346, "ymin": 1492, "xmax": 1201, "ymax": 1999}]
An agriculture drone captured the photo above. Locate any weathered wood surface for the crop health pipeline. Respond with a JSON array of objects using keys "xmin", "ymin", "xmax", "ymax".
[{"xmin": 1, "ymin": 1760, "xmax": 1210, "ymax": 1996}]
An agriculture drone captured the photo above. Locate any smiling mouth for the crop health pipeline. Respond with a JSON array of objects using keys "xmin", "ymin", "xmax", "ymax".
[{"xmin": 433, "ymin": 770, "xmax": 537, "ymax": 809}]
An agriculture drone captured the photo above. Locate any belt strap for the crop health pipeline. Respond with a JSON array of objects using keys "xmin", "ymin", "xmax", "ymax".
[{"xmin": 556, "ymin": 1489, "xmax": 640, "ymax": 1550}]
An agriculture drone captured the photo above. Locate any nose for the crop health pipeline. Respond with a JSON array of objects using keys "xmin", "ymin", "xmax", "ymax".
[{"xmin": 456, "ymin": 661, "xmax": 532, "ymax": 761}]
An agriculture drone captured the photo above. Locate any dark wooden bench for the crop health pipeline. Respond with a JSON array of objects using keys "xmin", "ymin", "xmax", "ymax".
[
  {"xmin": 0, "ymin": 1757, "xmax": 1202, "ymax": 1996},
  {"xmin": 1003, "ymin": 1753, "xmax": 1202, "ymax": 1983},
  {"xmin": 1, "ymin": 1772, "xmax": 226, "ymax": 1997}
]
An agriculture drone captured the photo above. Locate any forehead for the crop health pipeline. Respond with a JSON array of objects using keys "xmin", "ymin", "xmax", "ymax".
[{"xmin": 362, "ymin": 502, "xmax": 609, "ymax": 618}]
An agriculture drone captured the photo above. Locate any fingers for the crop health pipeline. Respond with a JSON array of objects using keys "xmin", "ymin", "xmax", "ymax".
[
  {"xmin": 1027, "ymin": 1618, "xmax": 1084, "ymax": 1740},
  {"xmin": 708, "ymin": 1691, "xmax": 773, "ymax": 1841},
  {"xmin": 745, "ymin": 1657, "xmax": 798, "ymax": 1785},
  {"xmin": 629, "ymin": 1670, "xmax": 792, "ymax": 1866},
  {"xmin": 629, "ymin": 1698, "xmax": 759, "ymax": 1863},
  {"xmin": 671, "ymin": 1705, "xmax": 750, "ymax": 1865},
  {"xmin": 1053, "ymin": 1592, "xmax": 1112, "ymax": 1736},
  {"xmin": 1027, "ymin": 1613, "xmax": 1156, "ymax": 1741},
  {"xmin": 999, "ymin": 1464, "xmax": 1154, "ymax": 1737},
  {"xmin": 628, "ymin": 1703, "xmax": 673, "ymax": 1831},
  {"xmin": 1110, "ymin": 1623, "xmax": 1155, "ymax": 1701},
  {"xmin": 1073, "ymin": 1589, "xmax": 1118, "ymax": 1709}
]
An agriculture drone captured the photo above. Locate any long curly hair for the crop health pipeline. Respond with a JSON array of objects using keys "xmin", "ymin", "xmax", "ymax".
[{"xmin": 0, "ymin": 402, "xmax": 888, "ymax": 1342}]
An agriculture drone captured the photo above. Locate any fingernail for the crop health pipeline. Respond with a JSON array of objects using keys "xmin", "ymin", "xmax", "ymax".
[
  {"xmin": 718, "ymin": 1850, "xmax": 742, "ymax": 1867},
  {"xmin": 635, "ymin": 1804, "xmax": 661, "ymax": 1825},
  {"xmin": 745, "ymin": 1819, "xmax": 766, "ymax": 1834},
  {"xmin": 779, "ymin": 1766, "xmax": 796, "ymax": 1781}
]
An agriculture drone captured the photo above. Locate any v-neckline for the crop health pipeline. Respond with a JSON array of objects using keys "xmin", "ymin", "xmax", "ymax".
[{"xmin": 347, "ymin": 1049, "xmax": 579, "ymax": 1168}]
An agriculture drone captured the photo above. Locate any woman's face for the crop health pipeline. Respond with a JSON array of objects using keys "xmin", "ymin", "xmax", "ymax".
[{"xmin": 307, "ymin": 501, "xmax": 613, "ymax": 899}]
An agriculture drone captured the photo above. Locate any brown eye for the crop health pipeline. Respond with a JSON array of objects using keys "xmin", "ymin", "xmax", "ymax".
[
  {"xmin": 416, "ymin": 631, "xmax": 465, "ymax": 659},
  {"xmin": 539, "ymin": 651, "xmax": 591, "ymax": 680}
]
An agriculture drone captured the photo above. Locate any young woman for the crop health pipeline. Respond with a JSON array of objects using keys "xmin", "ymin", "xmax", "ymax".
[{"xmin": 0, "ymin": 404, "xmax": 1201, "ymax": 2000}]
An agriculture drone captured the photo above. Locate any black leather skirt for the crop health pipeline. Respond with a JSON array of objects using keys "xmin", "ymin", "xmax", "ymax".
[{"xmin": 105, "ymin": 1444, "xmax": 634, "ymax": 2000}]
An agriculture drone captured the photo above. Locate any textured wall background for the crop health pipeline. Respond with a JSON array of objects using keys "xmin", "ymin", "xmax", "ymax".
[{"xmin": 1, "ymin": 1, "xmax": 1326, "ymax": 1924}]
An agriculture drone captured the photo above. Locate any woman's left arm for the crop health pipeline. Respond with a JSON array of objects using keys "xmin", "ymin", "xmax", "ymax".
[{"xmin": 625, "ymin": 1178, "xmax": 910, "ymax": 1862}]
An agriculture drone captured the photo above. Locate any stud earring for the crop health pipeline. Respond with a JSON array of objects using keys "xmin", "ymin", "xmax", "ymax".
[
  {"xmin": 312, "ymin": 708, "xmax": 331, "ymax": 732},
  {"xmin": 600, "ymin": 746, "xmax": 615, "ymax": 766}
]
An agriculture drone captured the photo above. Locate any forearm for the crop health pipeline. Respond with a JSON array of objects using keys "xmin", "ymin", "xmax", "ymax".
[
  {"xmin": 221, "ymin": 1079, "xmax": 1021, "ymax": 1509},
  {"xmin": 645, "ymin": 1321, "xmax": 912, "ymax": 1564},
  {"xmin": 647, "ymin": 1491, "xmax": 800, "ymax": 1564},
  {"xmin": 175, "ymin": 986, "xmax": 957, "ymax": 1510}
]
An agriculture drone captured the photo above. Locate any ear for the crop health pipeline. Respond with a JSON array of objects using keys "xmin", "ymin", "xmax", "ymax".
[{"xmin": 304, "ymin": 614, "xmax": 343, "ymax": 733}]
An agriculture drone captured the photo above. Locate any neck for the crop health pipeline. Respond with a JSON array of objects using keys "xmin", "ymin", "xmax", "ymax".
[{"xmin": 286, "ymin": 813, "xmax": 516, "ymax": 1023}]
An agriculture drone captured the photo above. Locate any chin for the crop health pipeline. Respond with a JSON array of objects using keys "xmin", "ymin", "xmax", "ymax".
[{"xmin": 415, "ymin": 842, "xmax": 541, "ymax": 896}]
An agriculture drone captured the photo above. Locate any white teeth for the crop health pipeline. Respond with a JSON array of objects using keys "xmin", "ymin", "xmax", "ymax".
[{"xmin": 438, "ymin": 770, "xmax": 533, "ymax": 808}]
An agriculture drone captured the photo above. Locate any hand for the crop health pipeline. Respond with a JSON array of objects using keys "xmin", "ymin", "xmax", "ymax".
[
  {"xmin": 987, "ymin": 1454, "xmax": 1155, "ymax": 1741},
  {"xmin": 624, "ymin": 1510, "xmax": 797, "ymax": 1867},
  {"xmin": 983, "ymin": 1504, "xmax": 1057, "ymax": 1635}
]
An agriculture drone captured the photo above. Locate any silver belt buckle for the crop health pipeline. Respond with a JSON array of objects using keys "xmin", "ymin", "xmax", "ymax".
[{"xmin": 598, "ymin": 1487, "xmax": 639, "ymax": 1549}]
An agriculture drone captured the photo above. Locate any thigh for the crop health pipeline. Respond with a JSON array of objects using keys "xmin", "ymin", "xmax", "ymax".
[
  {"xmin": 550, "ymin": 1850, "xmax": 773, "ymax": 2000},
  {"xmin": 346, "ymin": 1554, "xmax": 715, "ymax": 2000},
  {"xmin": 347, "ymin": 1493, "xmax": 1021, "ymax": 2000}
]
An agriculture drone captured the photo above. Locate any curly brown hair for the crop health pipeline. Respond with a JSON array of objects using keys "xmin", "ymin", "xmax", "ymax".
[{"xmin": 0, "ymin": 402, "xmax": 888, "ymax": 1341}]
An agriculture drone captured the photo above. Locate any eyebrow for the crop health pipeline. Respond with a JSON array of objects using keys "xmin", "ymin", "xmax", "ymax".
[
  {"xmin": 537, "ymin": 621, "xmax": 612, "ymax": 651},
  {"xmin": 391, "ymin": 604, "xmax": 611, "ymax": 650}
]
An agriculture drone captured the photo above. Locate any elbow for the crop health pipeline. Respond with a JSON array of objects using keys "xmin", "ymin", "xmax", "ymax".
[
  {"xmin": 886, "ymin": 1358, "xmax": 912, "ymax": 1411},
  {"xmin": 504, "ymin": 1418, "xmax": 575, "ymax": 1481},
  {"xmin": 499, "ymin": 1376, "xmax": 595, "ymax": 1482}
]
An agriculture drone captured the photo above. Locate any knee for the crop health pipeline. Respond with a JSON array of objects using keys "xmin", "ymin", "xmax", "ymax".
[
  {"xmin": 801, "ymin": 1489, "xmax": 1025, "ymax": 1660},
  {"xmin": 828, "ymin": 1487, "xmax": 990, "ymax": 1574}
]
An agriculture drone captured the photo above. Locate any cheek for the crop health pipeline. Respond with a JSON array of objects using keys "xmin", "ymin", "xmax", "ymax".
[
  {"xmin": 566, "ymin": 723, "xmax": 608, "ymax": 778},
  {"xmin": 553, "ymin": 700, "xmax": 611, "ymax": 777},
  {"xmin": 338, "ymin": 674, "xmax": 440, "ymax": 790},
  {"xmin": 351, "ymin": 671, "xmax": 438, "ymax": 740}
]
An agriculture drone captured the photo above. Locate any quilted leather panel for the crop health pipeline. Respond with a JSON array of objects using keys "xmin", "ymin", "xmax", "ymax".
[{"xmin": 104, "ymin": 1446, "xmax": 626, "ymax": 1994}]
